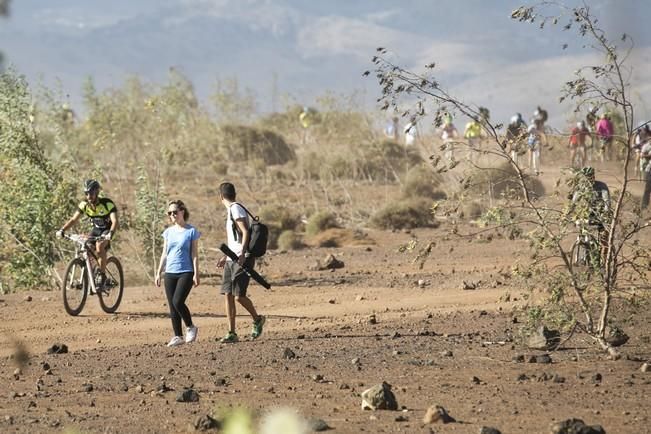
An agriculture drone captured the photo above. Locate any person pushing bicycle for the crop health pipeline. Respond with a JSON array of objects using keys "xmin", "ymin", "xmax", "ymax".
[{"xmin": 56, "ymin": 179, "xmax": 118, "ymax": 284}]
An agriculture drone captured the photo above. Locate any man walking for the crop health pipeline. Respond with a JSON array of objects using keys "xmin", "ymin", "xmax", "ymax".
[{"xmin": 216, "ymin": 182, "xmax": 265, "ymax": 343}]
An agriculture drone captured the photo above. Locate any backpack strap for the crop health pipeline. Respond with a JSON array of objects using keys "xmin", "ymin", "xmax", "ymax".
[{"xmin": 228, "ymin": 203, "xmax": 259, "ymax": 242}]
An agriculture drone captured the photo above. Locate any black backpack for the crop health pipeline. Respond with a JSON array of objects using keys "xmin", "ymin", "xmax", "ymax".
[{"xmin": 229, "ymin": 203, "xmax": 269, "ymax": 257}]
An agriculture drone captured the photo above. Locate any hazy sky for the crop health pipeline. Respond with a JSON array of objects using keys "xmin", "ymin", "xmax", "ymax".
[{"xmin": 1, "ymin": 0, "xmax": 650, "ymax": 127}]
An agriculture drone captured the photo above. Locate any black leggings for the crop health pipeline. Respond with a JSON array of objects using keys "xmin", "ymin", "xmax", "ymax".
[{"xmin": 164, "ymin": 272, "xmax": 194, "ymax": 337}]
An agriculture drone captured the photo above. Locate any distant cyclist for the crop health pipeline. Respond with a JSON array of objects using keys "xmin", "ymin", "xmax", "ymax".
[
  {"xmin": 57, "ymin": 179, "xmax": 118, "ymax": 284},
  {"xmin": 569, "ymin": 121, "xmax": 591, "ymax": 168},
  {"xmin": 527, "ymin": 120, "xmax": 542, "ymax": 175},
  {"xmin": 403, "ymin": 117, "xmax": 419, "ymax": 147},
  {"xmin": 595, "ymin": 112, "xmax": 614, "ymax": 161},
  {"xmin": 640, "ymin": 135, "xmax": 651, "ymax": 210},
  {"xmin": 632, "ymin": 123, "xmax": 651, "ymax": 178},
  {"xmin": 384, "ymin": 116, "xmax": 400, "ymax": 141},
  {"xmin": 464, "ymin": 117, "xmax": 484, "ymax": 163},
  {"xmin": 506, "ymin": 113, "xmax": 527, "ymax": 165},
  {"xmin": 533, "ymin": 106, "xmax": 548, "ymax": 147},
  {"xmin": 439, "ymin": 113, "xmax": 459, "ymax": 161}
]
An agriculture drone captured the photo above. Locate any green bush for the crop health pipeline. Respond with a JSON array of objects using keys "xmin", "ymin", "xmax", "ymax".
[
  {"xmin": 277, "ymin": 230, "xmax": 305, "ymax": 251},
  {"xmin": 371, "ymin": 198, "xmax": 438, "ymax": 230},
  {"xmin": 0, "ymin": 70, "xmax": 77, "ymax": 289},
  {"xmin": 306, "ymin": 211, "xmax": 339, "ymax": 236},
  {"xmin": 402, "ymin": 165, "xmax": 447, "ymax": 199}
]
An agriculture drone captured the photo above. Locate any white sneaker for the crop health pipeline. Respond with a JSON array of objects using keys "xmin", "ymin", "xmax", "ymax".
[
  {"xmin": 185, "ymin": 326, "xmax": 198, "ymax": 343},
  {"xmin": 166, "ymin": 336, "xmax": 184, "ymax": 347}
]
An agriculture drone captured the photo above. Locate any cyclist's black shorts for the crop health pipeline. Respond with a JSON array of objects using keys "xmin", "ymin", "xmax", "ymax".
[{"xmin": 87, "ymin": 228, "xmax": 111, "ymax": 250}]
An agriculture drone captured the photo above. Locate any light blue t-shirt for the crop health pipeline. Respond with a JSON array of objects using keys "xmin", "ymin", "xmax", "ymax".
[{"xmin": 162, "ymin": 224, "xmax": 200, "ymax": 274}]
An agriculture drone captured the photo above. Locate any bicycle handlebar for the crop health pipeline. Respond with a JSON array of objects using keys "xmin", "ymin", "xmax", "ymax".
[{"xmin": 61, "ymin": 233, "xmax": 109, "ymax": 245}]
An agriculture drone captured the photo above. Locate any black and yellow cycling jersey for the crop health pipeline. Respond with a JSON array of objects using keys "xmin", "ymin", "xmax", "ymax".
[{"xmin": 78, "ymin": 197, "xmax": 117, "ymax": 230}]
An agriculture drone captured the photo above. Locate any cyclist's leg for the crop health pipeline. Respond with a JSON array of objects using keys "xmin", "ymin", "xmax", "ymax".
[{"xmin": 96, "ymin": 237, "xmax": 109, "ymax": 274}]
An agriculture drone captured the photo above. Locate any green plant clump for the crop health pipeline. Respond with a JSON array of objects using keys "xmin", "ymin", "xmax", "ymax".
[
  {"xmin": 306, "ymin": 211, "xmax": 339, "ymax": 236},
  {"xmin": 371, "ymin": 198, "xmax": 438, "ymax": 230}
]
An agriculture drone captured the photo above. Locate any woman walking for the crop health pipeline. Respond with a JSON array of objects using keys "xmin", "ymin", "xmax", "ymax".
[{"xmin": 155, "ymin": 200, "xmax": 201, "ymax": 347}]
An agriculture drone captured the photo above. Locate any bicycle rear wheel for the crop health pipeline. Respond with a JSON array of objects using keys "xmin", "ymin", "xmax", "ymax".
[
  {"xmin": 98, "ymin": 256, "xmax": 124, "ymax": 313},
  {"xmin": 63, "ymin": 258, "xmax": 88, "ymax": 316}
]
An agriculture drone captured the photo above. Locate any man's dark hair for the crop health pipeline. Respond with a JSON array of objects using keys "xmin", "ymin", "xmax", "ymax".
[{"xmin": 219, "ymin": 182, "xmax": 236, "ymax": 201}]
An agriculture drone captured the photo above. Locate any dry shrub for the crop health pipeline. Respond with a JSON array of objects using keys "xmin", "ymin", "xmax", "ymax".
[
  {"xmin": 299, "ymin": 140, "xmax": 423, "ymax": 181},
  {"xmin": 371, "ymin": 198, "xmax": 439, "ymax": 230},
  {"xmin": 277, "ymin": 230, "xmax": 305, "ymax": 250},
  {"xmin": 308, "ymin": 228, "xmax": 375, "ymax": 248},
  {"xmin": 466, "ymin": 162, "xmax": 545, "ymax": 199},
  {"xmin": 218, "ymin": 125, "xmax": 296, "ymax": 165},
  {"xmin": 402, "ymin": 165, "xmax": 447, "ymax": 200},
  {"xmin": 306, "ymin": 211, "xmax": 339, "ymax": 236},
  {"xmin": 259, "ymin": 206, "xmax": 301, "ymax": 231},
  {"xmin": 460, "ymin": 201, "xmax": 485, "ymax": 219}
]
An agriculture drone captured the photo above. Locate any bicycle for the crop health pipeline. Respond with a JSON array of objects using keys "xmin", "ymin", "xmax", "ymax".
[
  {"xmin": 60, "ymin": 233, "xmax": 124, "ymax": 316},
  {"xmin": 570, "ymin": 219, "xmax": 601, "ymax": 275}
]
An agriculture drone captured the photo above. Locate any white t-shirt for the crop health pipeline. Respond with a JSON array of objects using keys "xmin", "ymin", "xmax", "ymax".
[{"xmin": 226, "ymin": 203, "xmax": 250, "ymax": 259}]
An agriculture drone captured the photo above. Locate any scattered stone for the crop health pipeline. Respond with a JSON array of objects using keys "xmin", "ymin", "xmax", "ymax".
[
  {"xmin": 311, "ymin": 374, "xmax": 324, "ymax": 383},
  {"xmin": 440, "ymin": 350, "xmax": 453, "ymax": 357},
  {"xmin": 283, "ymin": 348, "xmax": 297, "ymax": 359},
  {"xmin": 480, "ymin": 427, "xmax": 502, "ymax": 434},
  {"xmin": 327, "ymin": 298, "xmax": 336, "ymax": 304},
  {"xmin": 550, "ymin": 418, "xmax": 606, "ymax": 434},
  {"xmin": 176, "ymin": 388, "xmax": 199, "ymax": 403},
  {"xmin": 318, "ymin": 254, "xmax": 345, "ymax": 270},
  {"xmin": 41, "ymin": 362, "xmax": 51, "ymax": 371},
  {"xmin": 24, "ymin": 295, "xmax": 32, "ymax": 302},
  {"xmin": 462, "ymin": 280, "xmax": 477, "ymax": 290},
  {"xmin": 135, "ymin": 385, "xmax": 144, "ymax": 393},
  {"xmin": 479, "ymin": 310, "xmax": 488, "ymax": 316},
  {"xmin": 157, "ymin": 383, "xmax": 172, "ymax": 393},
  {"xmin": 308, "ymin": 418, "xmax": 330, "ymax": 431},
  {"xmin": 423, "ymin": 405, "xmax": 455, "ymax": 424},
  {"xmin": 13, "ymin": 368, "xmax": 21, "ymax": 379},
  {"xmin": 391, "ymin": 331, "xmax": 401, "ymax": 339},
  {"xmin": 47, "ymin": 344, "xmax": 69, "ymax": 354},
  {"xmin": 553, "ymin": 374, "xmax": 566, "ymax": 383},
  {"xmin": 351, "ymin": 358, "xmax": 360, "ymax": 366},
  {"xmin": 536, "ymin": 354, "xmax": 552, "ymax": 364},
  {"xmin": 591, "ymin": 373, "xmax": 602, "ymax": 384},
  {"xmin": 527, "ymin": 326, "xmax": 560, "ymax": 351},
  {"xmin": 193, "ymin": 414, "xmax": 220, "ymax": 431},
  {"xmin": 516, "ymin": 373, "xmax": 529, "ymax": 381},
  {"xmin": 355, "ymin": 295, "xmax": 365, "ymax": 301},
  {"xmin": 361, "ymin": 382, "xmax": 398, "ymax": 411},
  {"xmin": 605, "ymin": 326, "xmax": 629, "ymax": 347},
  {"xmin": 394, "ymin": 415, "xmax": 408, "ymax": 422},
  {"xmin": 82, "ymin": 384, "xmax": 93, "ymax": 393},
  {"xmin": 640, "ymin": 362, "xmax": 650, "ymax": 373},
  {"xmin": 367, "ymin": 314, "xmax": 377, "ymax": 325},
  {"xmin": 512, "ymin": 354, "xmax": 525, "ymax": 363},
  {"xmin": 471, "ymin": 376, "xmax": 482, "ymax": 385},
  {"xmin": 417, "ymin": 279, "xmax": 427, "ymax": 288}
]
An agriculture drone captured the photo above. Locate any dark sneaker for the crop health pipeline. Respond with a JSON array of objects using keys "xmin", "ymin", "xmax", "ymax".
[
  {"xmin": 251, "ymin": 315, "xmax": 266, "ymax": 339},
  {"xmin": 219, "ymin": 331, "xmax": 238, "ymax": 343}
]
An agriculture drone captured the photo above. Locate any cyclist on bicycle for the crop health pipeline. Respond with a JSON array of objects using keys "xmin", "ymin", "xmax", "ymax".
[
  {"xmin": 595, "ymin": 112, "xmax": 614, "ymax": 161},
  {"xmin": 56, "ymin": 179, "xmax": 118, "ymax": 283},
  {"xmin": 569, "ymin": 121, "xmax": 591, "ymax": 168},
  {"xmin": 570, "ymin": 167, "xmax": 611, "ymax": 261},
  {"xmin": 506, "ymin": 113, "xmax": 527, "ymax": 164}
]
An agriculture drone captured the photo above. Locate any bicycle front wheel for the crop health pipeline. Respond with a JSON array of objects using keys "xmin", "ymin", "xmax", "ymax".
[
  {"xmin": 63, "ymin": 258, "xmax": 88, "ymax": 316},
  {"xmin": 98, "ymin": 256, "xmax": 124, "ymax": 313},
  {"xmin": 571, "ymin": 242, "xmax": 590, "ymax": 275}
]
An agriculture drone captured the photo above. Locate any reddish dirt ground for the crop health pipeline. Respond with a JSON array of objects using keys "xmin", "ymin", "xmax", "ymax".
[{"xmin": 1, "ymin": 162, "xmax": 650, "ymax": 433}]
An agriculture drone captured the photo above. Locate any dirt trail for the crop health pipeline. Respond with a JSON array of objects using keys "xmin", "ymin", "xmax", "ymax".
[{"xmin": 1, "ymin": 158, "xmax": 649, "ymax": 433}]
